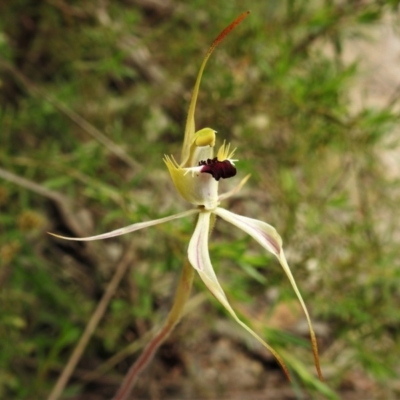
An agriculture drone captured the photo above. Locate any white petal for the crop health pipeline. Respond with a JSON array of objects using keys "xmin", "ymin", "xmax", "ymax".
[
  {"xmin": 214, "ymin": 207, "xmax": 281, "ymax": 255},
  {"xmin": 188, "ymin": 211, "xmax": 213, "ymax": 272},
  {"xmin": 214, "ymin": 207, "xmax": 323, "ymax": 380},
  {"xmin": 48, "ymin": 209, "xmax": 199, "ymax": 241},
  {"xmin": 188, "ymin": 211, "xmax": 290, "ymax": 377}
]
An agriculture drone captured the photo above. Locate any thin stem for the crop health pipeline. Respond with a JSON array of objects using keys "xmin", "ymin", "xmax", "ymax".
[
  {"xmin": 112, "ymin": 259, "xmax": 195, "ymax": 400},
  {"xmin": 80, "ymin": 293, "xmax": 207, "ymax": 384}
]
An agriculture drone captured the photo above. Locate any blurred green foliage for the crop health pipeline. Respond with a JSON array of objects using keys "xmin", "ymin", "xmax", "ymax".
[{"xmin": 1, "ymin": 0, "xmax": 400, "ymax": 399}]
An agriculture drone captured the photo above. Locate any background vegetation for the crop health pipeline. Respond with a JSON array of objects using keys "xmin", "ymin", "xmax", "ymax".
[{"xmin": 1, "ymin": 0, "xmax": 400, "ymax": 399}]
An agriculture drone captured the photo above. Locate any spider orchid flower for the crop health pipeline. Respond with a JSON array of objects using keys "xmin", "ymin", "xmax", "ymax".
[{"xmin": 49, "ymin": 11, "xmax": 323, "ymax": 383}]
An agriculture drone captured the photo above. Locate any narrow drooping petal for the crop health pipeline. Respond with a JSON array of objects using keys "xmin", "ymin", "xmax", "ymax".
[
  {"xmin": 48, "ymin": 209, "xmax": 199, "ymax": 241},
  {"xmin": 214, "ymin": 207, "xmax": 323, "ymax": 380},
  {"xmin": 214, "ymin": 208, "xmax": 282, "ymax": 255},
  {"xmin": 188, "ymin": 211, "xmax": 290, "ymax": 379},
  {"xmin": 180, "ymin": 11, "xmax": 250, "ymax": 166}
]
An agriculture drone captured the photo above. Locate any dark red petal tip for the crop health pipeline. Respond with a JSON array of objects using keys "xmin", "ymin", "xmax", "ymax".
[{"xmin": 199, "ymin": 158, "xmax": 237, "ymax": 181}]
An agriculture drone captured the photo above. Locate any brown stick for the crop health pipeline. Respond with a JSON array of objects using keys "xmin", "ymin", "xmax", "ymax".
[
  {"xmin": 0, "ymin": 57, "xmax": 141, "ymax": 171},
  {"xmin": 46, "ymin": 242, "xmax": 135, "ymax": 400}
]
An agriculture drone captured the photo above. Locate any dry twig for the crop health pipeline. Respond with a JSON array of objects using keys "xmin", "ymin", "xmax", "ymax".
[
  {"xmin": 47, "ymin": 241, "xmax": 136, "ymax": 400},
  {"xmin": 0, "ymin": 57, "xmax": 141, "ymax": 171}
]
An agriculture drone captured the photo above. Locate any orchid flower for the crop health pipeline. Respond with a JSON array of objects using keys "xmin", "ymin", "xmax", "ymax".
[{"xmin": 50, "ymin": 11, "xmax": 323, "ymax": 395}]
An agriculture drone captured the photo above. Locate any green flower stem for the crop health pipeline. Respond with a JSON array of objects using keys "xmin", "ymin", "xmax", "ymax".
[{"xmin": 112, "ymin": 259, "xmax": 195, "ymax": 400}]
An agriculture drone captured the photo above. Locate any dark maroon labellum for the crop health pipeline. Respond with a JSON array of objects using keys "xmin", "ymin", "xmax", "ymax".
[{"xmin": 199, "ymin": 158, "xmax": 237, "ymax": 181}]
